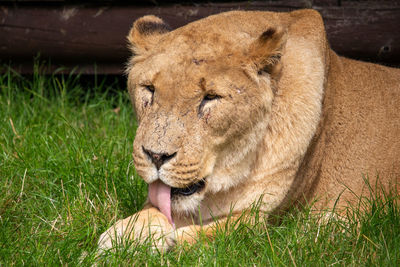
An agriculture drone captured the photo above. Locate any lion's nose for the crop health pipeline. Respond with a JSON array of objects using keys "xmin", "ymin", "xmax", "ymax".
[{"xmin": 142, "ymin": 146, "xmax": 177, "ymax": 170}]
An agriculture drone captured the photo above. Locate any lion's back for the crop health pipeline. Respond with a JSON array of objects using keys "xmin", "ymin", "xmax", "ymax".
[{"xmin": 309, "ymin": 51, "xmax": 400, "ymax": 208}]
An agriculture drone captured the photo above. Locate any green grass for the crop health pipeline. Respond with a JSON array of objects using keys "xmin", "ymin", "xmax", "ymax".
[{"xmin": 0, "ymin": 67, "xmax": 399, "ymax": 266}]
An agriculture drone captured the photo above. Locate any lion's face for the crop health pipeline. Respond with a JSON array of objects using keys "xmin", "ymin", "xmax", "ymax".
[{"xmin": 127, "ymin": 15, "xmax": 286, "ymax": 216}]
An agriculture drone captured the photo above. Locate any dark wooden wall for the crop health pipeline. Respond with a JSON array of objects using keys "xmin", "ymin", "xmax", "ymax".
[{"xmin": 0, "ymin": 1, "xmax": 399, "ymax": 74}]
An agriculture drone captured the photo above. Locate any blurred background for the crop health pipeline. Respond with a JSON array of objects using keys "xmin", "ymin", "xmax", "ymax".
[{"xmin": 0, "ymin": 0, "xmax": 399, "ymax": 75}]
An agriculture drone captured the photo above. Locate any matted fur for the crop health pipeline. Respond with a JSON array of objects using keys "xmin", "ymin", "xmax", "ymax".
[{"xmin": 98, "ymin": 9, "xmax": 400, "ymax": 251}]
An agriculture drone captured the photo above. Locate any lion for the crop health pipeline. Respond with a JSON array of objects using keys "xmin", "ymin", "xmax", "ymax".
[{"xmin": 98, "ymin": 9, "xmax": 400, "ymax": 251}]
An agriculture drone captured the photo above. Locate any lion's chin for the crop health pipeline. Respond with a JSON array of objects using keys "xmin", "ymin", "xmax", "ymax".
[
  {"xmin": 171, "ymin": 191, "xmax": 205, "ymax": 217},
  {"xmin": 169, "ymin": 178, "xmax": 207, "ymax": 216}
]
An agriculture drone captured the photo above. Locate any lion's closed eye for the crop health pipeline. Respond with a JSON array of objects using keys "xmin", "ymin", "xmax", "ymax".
[
  {"xmin": 198, "ymin": 92, "xmax": 221, "ymax": 117},
  {"xmin": 140, "ymin": 83, "xmax": 155, "ymax": 107}
]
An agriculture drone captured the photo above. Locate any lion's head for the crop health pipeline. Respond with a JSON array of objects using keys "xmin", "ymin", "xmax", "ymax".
[{"xmin": 126, "ymin": 13, "xmax": 290, "ymax": 222}]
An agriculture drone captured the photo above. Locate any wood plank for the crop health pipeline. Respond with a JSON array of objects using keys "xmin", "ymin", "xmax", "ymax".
[{"xmin": 0, "ymin": 1, "xmax": 399, "ymax": 74}]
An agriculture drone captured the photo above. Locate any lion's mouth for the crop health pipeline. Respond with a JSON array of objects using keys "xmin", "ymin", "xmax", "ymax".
[
  {"xmin": 171, "ymin": 179, "xmax": 206, "ymax": 196},
  {"xmin": 148, "ymin": 178, "xmax": 206, "ymax": 227}
]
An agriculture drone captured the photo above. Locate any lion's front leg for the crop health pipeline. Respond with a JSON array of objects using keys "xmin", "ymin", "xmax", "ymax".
[
  {"xmin": 98, "ymin": 204, "xmax": 175, "ymax": 252},
  {"xmin": 175, "ymin": 215, "xmax": 241, "ymax": 245}
]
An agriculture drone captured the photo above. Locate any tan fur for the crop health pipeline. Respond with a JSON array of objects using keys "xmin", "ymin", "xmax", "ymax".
[{"xmin": 98, "ymin": 9, "xmax": 400, "ymax": 252}]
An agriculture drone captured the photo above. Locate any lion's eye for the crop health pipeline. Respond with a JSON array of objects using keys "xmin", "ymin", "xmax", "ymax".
[
  {"xmin": 199, "ymin": 93, "xmax": 221, "ymax": 116},
  {"xmin": 140, "ymin": 84, "xmax": 155, "ymax": 107},
  {"xmin": 144, "ymin": 84, "xmax": 155, "ymax": 93},
  {"xmin": 204, "ymin": 93, "xmax": 218, "ymax": 101},
  {"xmin": 203, "ymin": 92, "xmax": 221, "ymax": 102}
]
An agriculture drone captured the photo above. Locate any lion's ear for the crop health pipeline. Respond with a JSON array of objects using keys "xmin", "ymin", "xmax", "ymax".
[
  {"xmin": 249, "ymin": 27, "xmax": 287, "ymax": 75},
  {"xmin": 128, "ymin": 15, "xmax": 170, "ymax": 53}
]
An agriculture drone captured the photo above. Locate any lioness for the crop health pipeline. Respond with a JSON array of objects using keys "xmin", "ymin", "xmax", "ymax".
[{"xmin": 98, "ymin": 9, "xmax": 400, "ymax": 251}]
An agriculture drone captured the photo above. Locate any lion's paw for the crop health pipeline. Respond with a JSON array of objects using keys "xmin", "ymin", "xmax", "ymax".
[{"xmin": 97, "ymin": 208, "xmax": 176, "ymax": 254}]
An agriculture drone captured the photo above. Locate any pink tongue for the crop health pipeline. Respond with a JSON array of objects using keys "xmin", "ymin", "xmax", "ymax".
[{"xmin": 148, "ymin": 180, "xmax": 174, "ymax": 227}]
